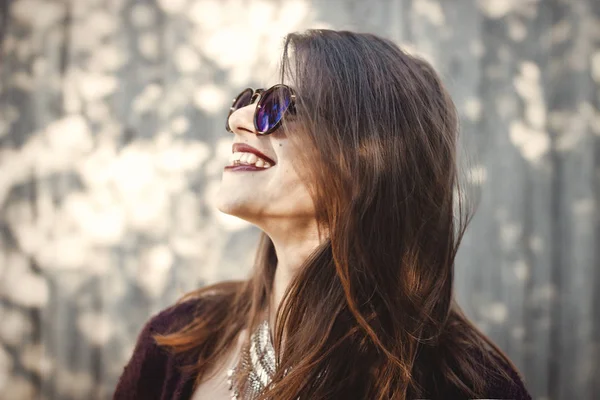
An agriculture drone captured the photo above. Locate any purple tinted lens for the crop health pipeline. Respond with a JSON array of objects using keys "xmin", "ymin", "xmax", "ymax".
[
  {"xmin": 227, "ymin": 89, "xmax": 253, "ymax": 131},
  {"xmin": 255, "ymin": 87, "xmax": 292, "ymax": 133},
  {"xmin": 233, "ymin": 89, "xmax": 253, "ymax": 110}
]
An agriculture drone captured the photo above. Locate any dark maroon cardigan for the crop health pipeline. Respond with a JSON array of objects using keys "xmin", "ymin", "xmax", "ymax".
[{"xmin": 113, "ymin": 299, "xmax": 532, "ymax": 400}]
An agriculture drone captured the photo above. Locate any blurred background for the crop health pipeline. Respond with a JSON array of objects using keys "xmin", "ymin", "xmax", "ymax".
[{"xmin": 0, "ymin": 0, "xmax": 598, "ymax": 399}]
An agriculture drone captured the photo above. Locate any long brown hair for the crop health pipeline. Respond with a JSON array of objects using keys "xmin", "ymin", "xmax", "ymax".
[{"xmin": 155, "ymin": 29, "xmax": 521, "ymax": 399}]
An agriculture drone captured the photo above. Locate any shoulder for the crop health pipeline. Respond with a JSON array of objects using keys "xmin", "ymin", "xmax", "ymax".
[
  {"xmin": 113, "ymin": 297, "xmax": 205, "ymax": 400},
  {"xmin": 141, "ymin": 281, "xmax": 244, "ymax": 343},
  {"xmin": 483, "ymin": 352, "xmax": 532, "ymax": 400},
  {"xmin": 436, "ymin": 345, "xmax": 532, "ymax": 400},
  {"xmin": 144, "ymin": 297, "xmax": 204, "ymax": 336},
  {"xmin": 433, "ymin": 315, "xmax": 532, "ymax": 400}
]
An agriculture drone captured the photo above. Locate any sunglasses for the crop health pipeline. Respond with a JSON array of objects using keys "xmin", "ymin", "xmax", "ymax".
[{"xmin": 225, "ymin": 84, "xmax": 296, "ymax": 135}]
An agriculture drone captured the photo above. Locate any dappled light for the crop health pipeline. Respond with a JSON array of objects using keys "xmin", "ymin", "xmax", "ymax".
[{"xmin": 0, "ymin": 0, "xmax": 598, "ymax": 399}]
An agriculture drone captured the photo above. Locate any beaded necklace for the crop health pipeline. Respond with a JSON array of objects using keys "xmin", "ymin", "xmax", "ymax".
[{"xmin": 226, "ymin": 320, "xmax": 276, "ymax": 400}]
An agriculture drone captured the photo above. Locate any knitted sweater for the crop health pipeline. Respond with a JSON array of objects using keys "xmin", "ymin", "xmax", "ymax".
[{"xmin": 113, "ymin": 299, "xmax": 532, "ymax": 400}]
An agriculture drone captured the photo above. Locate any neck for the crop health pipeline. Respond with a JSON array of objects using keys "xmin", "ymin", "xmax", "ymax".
[{"xmin": 259, "ymin": 216, "xmax": 324, "ymax": 338}]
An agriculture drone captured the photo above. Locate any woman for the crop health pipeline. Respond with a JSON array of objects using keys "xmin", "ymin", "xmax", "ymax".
[{"xmin": 114, "ymin": 29, "xmax": 532, "ymax": 400}]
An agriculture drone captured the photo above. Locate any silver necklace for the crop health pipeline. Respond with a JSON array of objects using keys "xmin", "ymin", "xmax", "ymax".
[
  {"xmin": 226, "ymin": 320, "xmax": 326, "ymax": 400},
  {"xmin": 226, "ymin": 320, "xmax": 277, "ymax": 400}
]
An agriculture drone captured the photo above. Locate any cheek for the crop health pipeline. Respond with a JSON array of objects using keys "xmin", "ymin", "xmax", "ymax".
[
  {"xmin": 268, "ymin": 160, "xmax": 314, "ymax": 212},
  {"xmin": 271, "ymin": 145, "xmax": 301, "ymax": 191},
  {"xmin": 274, "ymin": 141, "xmax": 314, "ymax": 196}
]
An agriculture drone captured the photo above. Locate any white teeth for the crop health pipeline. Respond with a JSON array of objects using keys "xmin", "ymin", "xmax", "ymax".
[{"xmin": 230, "ymin": 151, "xmax": 273, "ymax": 168}]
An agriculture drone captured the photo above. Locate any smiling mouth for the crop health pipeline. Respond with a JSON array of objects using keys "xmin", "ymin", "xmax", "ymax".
[
  {"xmin": 229, "ymin": 151, "xmax": 272, "ymax": 168},
  {"xmin": 224, "ymin": 151, "xmax": 274, "ymax": 171}
]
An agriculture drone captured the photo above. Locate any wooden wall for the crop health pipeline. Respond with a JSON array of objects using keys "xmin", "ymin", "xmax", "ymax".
[{"xmin": 0, "ymin": 0, "xmax": 598, "ymax": 398}]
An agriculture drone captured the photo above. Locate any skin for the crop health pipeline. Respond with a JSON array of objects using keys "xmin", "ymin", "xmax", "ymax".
[{"xmin": 216, "ymin": 93, "xmax": 324, "ymax": 333}]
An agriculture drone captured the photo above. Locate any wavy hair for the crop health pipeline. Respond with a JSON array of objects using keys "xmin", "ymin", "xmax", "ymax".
[{"xmin": 155, "ymin": 29, "xmax": 520, "ymax": 399}]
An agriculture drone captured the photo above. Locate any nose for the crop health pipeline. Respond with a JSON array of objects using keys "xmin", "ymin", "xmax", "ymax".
[{"xmin": 228, "ymin": 103, "xmax": 258, "ymax": 136}]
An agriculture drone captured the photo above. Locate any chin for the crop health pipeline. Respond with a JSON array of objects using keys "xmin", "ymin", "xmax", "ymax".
[
  {"xmin": 216, "ymin": 195, "xmax": 257, "ymax": 220},
  {"xmin": 216, "ymin": 198, "xmax": 242, "ymax": 217}
]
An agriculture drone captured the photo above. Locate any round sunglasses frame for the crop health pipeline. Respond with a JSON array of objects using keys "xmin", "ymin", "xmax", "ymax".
[{"xmin": 225, "ymin": 84, "xmax": 296, "ymax": 135}]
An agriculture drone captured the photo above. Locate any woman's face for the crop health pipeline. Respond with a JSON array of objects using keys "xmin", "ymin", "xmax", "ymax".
[{"xmin": 216, "ymin": 93, "xmax": 315, "ymax": 227}]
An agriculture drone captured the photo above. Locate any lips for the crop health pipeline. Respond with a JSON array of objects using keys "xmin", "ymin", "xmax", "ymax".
[{"xmin": 232, "ymin": 143, "xmax": 276, "ymax": 166}]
